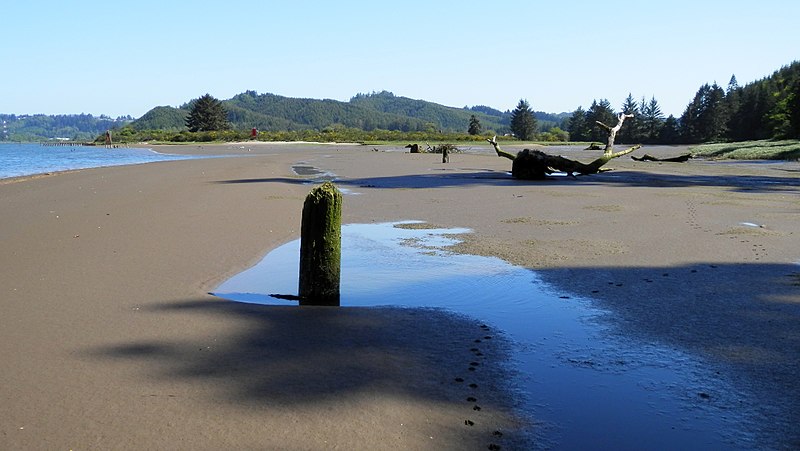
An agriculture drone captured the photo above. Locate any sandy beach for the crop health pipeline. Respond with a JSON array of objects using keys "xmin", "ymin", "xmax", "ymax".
[{"xmin": 2, "ymin": 142, "xmax": 799, "ymax": 449}]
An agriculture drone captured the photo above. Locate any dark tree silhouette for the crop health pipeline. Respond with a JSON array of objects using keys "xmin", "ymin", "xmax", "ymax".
[
  {"xmin": 468, "ymin": 114, "xmax": 482, "ymax": 135},
  {"xmin": 186, "ymin": 94, "xmax": 231, "ymax": 132},
  {"xmin": 509, "ymin": 99, "xmax": 537, "ymax": 140}
]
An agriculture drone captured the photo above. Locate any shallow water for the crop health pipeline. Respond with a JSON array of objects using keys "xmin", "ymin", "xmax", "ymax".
[
  {"xmin": 0, "ymin": 142, "xmax": 213, "ymax": 179},
  {"xmin": 214, "ymin": 222, "xmax": 762, "ymax": 449}
]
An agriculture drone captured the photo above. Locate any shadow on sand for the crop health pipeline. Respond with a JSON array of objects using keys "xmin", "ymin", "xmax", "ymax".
[
  {"xmin": 85, "ymin": 302, "xmax": 531, "ymax": 448},
  {"xmin": 534, "ymin": 261, "xmax": 800, "ymax": 449},
  {"xmin": 214, "ymin": 165, "xmax": 800, "ymax": 194}
]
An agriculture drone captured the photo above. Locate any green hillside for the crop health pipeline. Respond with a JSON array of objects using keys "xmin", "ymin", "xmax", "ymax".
[
  {"xmin": 0, "ymin": 113, "xmax": 132, "ymax": 141},
  {"xmin": 132, "ymin": 106, "xmax": 188, "ymax": 131},
  {"xmin": 0, "ymin": 90, "xmax": 568, "ymax": 141},
  {"xmin": 130, "ymin": 90, "xmax": 529, "ymax": 134},
  {"xmin": 225, "ymin": 91, "xmax": 431, "ymax": 132},
  {"xmin": 349, "ymin": 91, "xmax": 509, "ymax": 132}
]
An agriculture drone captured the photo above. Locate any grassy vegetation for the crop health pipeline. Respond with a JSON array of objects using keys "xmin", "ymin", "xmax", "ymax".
[
  {"xmin": 94, "ymin": 126, "xmax": 578, "ymax": 147},
  {"xmin": 82, "ymin": 123, "xmax": 592, "ymax": 151},
  {"xmin": 689, "ymin": 140, "xmax": 800, "ymax": 160}
]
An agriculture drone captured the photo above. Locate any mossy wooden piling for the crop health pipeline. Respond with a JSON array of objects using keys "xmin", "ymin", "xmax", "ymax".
[{"xmin": 298, "ymin": 182, "xmax": 342, "ymax": 306}]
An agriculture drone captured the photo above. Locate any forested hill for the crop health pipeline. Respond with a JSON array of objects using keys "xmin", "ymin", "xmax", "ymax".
[
  {"xmin": 132, "ymin": 90, "xmax": 568, "ymax": 135},
  {"xmin": 0, "ymin": 90, "xmax": 566, "ymax": 140},
  {"xmin": 0, "ymin": 114, "xmax": 133, "ymax": 141},
  {"xmin": 4, "ymin": 59, "xmax": 797, "ymax": 143}
]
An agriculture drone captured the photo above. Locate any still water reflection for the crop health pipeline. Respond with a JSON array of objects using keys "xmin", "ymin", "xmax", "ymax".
[{"xmin": 214, "ymin": 221, "xmax": 760, "ymax": 449}]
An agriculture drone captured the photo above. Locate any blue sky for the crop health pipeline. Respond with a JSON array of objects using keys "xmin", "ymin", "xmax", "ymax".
[{"xmin": 3, "ymin": 0, "xmax": 798, "ymax": 118}]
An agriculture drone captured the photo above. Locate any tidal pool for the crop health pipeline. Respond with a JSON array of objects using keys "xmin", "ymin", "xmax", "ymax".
[{"xmin": 214, "ymin": 221, "xmax": 761, "ymax": 449}]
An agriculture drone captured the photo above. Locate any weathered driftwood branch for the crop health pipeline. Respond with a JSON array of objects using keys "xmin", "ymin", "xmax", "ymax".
[
  {"xmin": 491, "ymin": 139, "xmax": 518, "ymax": 161},
  {"xmin": 487, "ymin": 112, "xmax": 641, "ymax": 179},
  {"xmin": 597, "ymin": 112, "xmax": 634, "ymax": 155}
]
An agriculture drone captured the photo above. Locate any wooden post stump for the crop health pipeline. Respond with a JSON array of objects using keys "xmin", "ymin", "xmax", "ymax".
[{"xmin": 298, "ymin": 182, "xmax": 342, "ymax": 306}]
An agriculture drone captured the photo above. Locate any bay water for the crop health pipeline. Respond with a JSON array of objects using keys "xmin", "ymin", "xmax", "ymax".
[{"xmin": 0, "ymin": 142, "xmax": 209, "ymax": 180}]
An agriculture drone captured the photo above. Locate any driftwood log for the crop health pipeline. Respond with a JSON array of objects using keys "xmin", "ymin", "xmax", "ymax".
[
  {"xmin": 488, "ymin": 113, "xmax": 642, "ymax": 179},
  {"xmin": 631, "ymin": 153, "xmax": 693, "ymax": 163}
]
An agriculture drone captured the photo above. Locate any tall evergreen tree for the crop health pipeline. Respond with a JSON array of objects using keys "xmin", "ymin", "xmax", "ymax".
[
  {"xmin": 617, "ymin": 93, "xmax": 640, "ymax": 143},
  {"xmin": 724, "ymin": 75, "xmax": 742, "ymax": 140},
  {"xmin": 585, "ymin": 99, "xmax": 616, "ymax": 143},
  {"xmin": 640, "ymin": 96, "xmax": 665, "ymax": 143},
  {"xmin": 509, "ymin": 99, "xmax": 537, "ymax": 140},
  {"xmin": 659, "ymin": 115, "xmax": 681, "ymax": 144},
  {"xmin": 679, "ymin": 83, "xmax": 727, "ymax": 143},
  {"xmin": 787, "ymin": 74, "xmax": 800, "ymax": 138},
  {"xmin": 567, "ymin": 106, "xmax": 590, "ymax": 141},
  {"xmin": 766, "ymin": 65, "xmax": 800, "ymax": 138},
  {"xmin": 727, "ymin": 75, "xmax": 739, "ymax": 93},
  {"xmin": 468, "ymin": 114, "xmax": 482, "ymax": 135},
  {"xmin": 705, "ymin": 83, "xmax": 729, "ymax": 141},
  {"xmin": 186, "ymin": 94, "xmax": 231, "ymax": 132},
  {"xmin": 679, "ymin": 86, "xmax": 705, "ymax": 142},
  {"xmin": 739, "ymin": 83, "xmax": 774, "ymax": 140}
]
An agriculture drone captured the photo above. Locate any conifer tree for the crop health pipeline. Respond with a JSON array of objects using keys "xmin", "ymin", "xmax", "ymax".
[
  {"xmin": 586, "ymin": 99, "xmax": 616, "ymax": 143},
  {"xmin": 468, "ymin": 114, "xmax": 482, "ymax": 135},
  {"xmin": 186, "ymin": 94, "xmax": 231, "ymax": 132},
  {"xmin": 727, "ymin": 74, "xmax": 739, "ymax": 93},
  {"xmin": 509, "ymin": 99, "xmax": 537, "ymax": 140},
  {"xmin": 659, "ymin": 115, "xmax": 681, "ymax": 144},
  {"xmin": 679, "ymin": 83, "xmax": 727, "ymax": 142},
  {"xmin": 787, "ymin": 75, "xmax": 800, "ymax": 138},
  {"xmin": 567, "ymin": 106, "xmax": 589, "ymax": 141},
  {"xmin": 617, "ymin": 94, "xmax": 640, "ymax": 143},
  {"xmin": 640, "ymin": 96, "xmax": 665, "ymax": 143}
]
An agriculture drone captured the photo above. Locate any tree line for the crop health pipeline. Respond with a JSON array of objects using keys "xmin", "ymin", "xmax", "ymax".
[
  {"xmin": 0, "ymin": 113, "xmax": 132, "ymax": 141},
  {"xmin": 566, "ymin": 61, "xmax": 800, "ymax": 144},
  {"xmin": 130, "ymin": 57, "xmax": 800, "ymax": 146},
  {"xmin": 133, "ymin": 90, "xmax": 571, "ymax": 141},
  {"xmin": 4, "ymin": 60, "xmax": 797, "ymax": 144}
]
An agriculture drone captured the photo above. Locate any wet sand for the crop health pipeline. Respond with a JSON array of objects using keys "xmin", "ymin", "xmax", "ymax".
[{"xmin": 1, "ymin": 142, "xmax": 799, "ymax": 449}]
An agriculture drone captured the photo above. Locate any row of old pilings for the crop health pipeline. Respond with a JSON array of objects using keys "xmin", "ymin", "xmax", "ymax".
[
  {"xmin": 40, "ymin": 142, "xmax": 120, "ymax": 148},
  {"xmin": 40, "ymin": 141, "xmax": 95, "ymax": 147}
]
